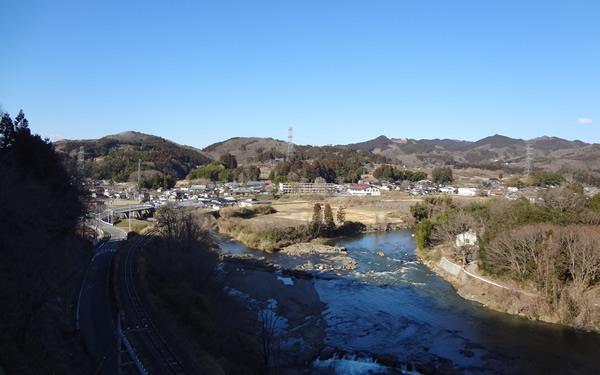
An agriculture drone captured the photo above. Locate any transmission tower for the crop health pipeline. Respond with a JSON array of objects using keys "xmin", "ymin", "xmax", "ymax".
[
  {"xmin": 524, "ymin": 142, "xmax": 532, "ymax": 176},
  {"xmin": 287, "ymin": 127, "xmax": 294, "ymax": 159}
]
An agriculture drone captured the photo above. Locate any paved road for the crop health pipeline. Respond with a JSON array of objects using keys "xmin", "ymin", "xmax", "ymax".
[{"xmin": 79, "ymin": 224, "xmax": 127, "ymax": 375}]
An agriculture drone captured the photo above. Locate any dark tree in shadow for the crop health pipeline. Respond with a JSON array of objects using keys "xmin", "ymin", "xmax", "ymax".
[{"xmin": 0, "ymin": 110, "xmax": 92, "ymax": 373}]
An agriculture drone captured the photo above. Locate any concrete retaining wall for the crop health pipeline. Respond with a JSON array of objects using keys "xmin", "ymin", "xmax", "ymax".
[{"xmin": 440, "ymin": 256, "xmax": 462, "ymax": 276}]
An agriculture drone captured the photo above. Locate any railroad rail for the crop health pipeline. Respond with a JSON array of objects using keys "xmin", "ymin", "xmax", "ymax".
[{"xmin": 121, "ymin": 230, "xmax": 192, "ymax": 375}]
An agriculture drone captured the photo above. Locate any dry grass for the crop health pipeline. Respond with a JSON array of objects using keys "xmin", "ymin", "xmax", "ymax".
[
  {"xmin": 269, "ymin": 194, "xmax": 424, "ymax": 228},
  {"xmin": 115, "ymin": 218, "xmax": 151, "ymax": 233}
]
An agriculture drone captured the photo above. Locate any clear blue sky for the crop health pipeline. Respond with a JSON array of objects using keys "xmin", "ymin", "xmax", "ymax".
[{"xmin": 1, "ymin": 0, "xmax": 598, "ymax": 148}]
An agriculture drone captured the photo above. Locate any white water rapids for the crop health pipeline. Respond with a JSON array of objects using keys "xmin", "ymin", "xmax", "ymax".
[{"xmin": 222, "ymin": 230, "xmax": 600, "ymax": 374}]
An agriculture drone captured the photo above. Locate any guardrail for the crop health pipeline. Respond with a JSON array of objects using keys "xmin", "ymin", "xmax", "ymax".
[{"xmin": 117, "ymin": 314, "xmax": 148, "ymax": 375}]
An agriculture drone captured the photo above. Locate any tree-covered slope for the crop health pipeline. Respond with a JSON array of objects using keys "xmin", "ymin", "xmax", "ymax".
[
  {"xmin": 54, "ymin": 131, "xmax": 212, "ymax": 183},
  {"xmin": 0, "ymin": 110, "xmax": 94, "ymax": 374}
]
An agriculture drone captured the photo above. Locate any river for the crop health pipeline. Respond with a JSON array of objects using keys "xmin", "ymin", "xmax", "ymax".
[{"xmin": 221, "ymin": 230, "xmax": 600, "ymax": 374}]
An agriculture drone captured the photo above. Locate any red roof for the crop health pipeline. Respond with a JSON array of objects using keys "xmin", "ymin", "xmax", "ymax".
[{"xmin": 348, "ymin": 184, "xmax": 372, "ymax": 190}]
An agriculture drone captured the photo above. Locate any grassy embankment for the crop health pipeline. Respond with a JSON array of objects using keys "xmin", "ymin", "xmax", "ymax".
[
  {"xmin": 218, "ymin": 205, "xmax": 312, "ymax": 252},
  {"xmin": 218, "ymin": 195, "xmax": 421, "ymax": 252},
  {"xmin": 413, "ymin": 192, "xmax": 600, "ymax": 332}
]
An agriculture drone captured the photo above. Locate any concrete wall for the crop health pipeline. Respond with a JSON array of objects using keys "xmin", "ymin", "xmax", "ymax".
[{"xmin": 440, "ymin": 256, "xmax": 461, "ymax": 276}]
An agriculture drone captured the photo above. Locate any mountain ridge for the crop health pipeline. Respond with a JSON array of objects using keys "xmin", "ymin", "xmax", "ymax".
[{"xmin": 55, "ymin": 131, "xmax": 600, "ymax": 181}]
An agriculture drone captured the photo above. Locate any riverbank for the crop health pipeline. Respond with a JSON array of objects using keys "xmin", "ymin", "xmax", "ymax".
[
  {"xmin": 416, "ymin": 247, "xmax": 557, "ymax": 325},
  {"xmin": 217, "ymin": 197, "xmax": 416, "ymax": 252},
  {"xmin": 220, "ymin": 255, "xmax": 329, "ymax": 371},
  {"xmin": 220, "ymin": 250, "xmax": 469, "ymax": 375},
  {"xmin": 220, "ymin": 199, "xmax": 565, "ymax": 330}
]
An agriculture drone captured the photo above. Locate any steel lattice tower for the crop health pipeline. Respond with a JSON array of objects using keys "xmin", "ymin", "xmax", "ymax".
[
  {"xmin": 287, "ymin": 127, "xmax": 294, "ymax": 159},
  {"xmin": 524, "ymin": 143, "xmax": 532, "ymax": 176}
]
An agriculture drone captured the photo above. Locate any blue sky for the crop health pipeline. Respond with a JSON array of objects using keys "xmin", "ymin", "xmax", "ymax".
[{"xmin": 1, "ymin": 0, "xmax": 598, "ymax": 148}]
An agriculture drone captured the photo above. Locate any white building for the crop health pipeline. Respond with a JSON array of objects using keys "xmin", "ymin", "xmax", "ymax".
[
  {"xmin": 439, "ymin": 187, "xmax": 456, "ymax": 194},
  {"xmin": 457, "ymin": 187, "xmax": 478, "ymax": 196},
  {"xmin": 278, "ymin": 182, "xmax": 336, "ymax": 195},
  {"xmin": 347, "ymin": 184, "xmax": 381, "ymax": 196},
  {"xmin": 456, "ymin": 229, "xmax": 477, "ymax": 247}
]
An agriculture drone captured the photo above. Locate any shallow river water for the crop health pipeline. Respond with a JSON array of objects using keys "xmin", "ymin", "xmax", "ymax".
[{"xmin": 222, "ymin": 230, "xmax": 600, "ymax": 374}]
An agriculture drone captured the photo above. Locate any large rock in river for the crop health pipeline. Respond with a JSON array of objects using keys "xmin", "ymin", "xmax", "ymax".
[
  {"xmin": 280, "ymin": 243, "xmax": 347, "ymax": 256},
  {"xmin": 280, "ymin": 243, "xmax": 357, "ymax": 271}
]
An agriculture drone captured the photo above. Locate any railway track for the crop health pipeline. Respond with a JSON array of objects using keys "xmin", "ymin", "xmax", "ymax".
[{"xmin": 121, "ymin": 230, "xmax": 192, "ymax": 375}]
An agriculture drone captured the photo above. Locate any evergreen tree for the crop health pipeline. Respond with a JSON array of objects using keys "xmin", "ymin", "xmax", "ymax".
[
  {"xmin": 311, "ymin": 203, "xmax": 323, "ymax": 236},
  {"xmin": 0, "ymin": 110, "xmax": 90, "ymax": 373},
  {"xmin": 336, "ymin": 206, "xmax": 346, "ymax": 224},
  {"xmin": 323, "ymin": 203, "xmax": 335, "ymax": 235},
  {"xmin": 220, "ymin": 153, "xmax": 238, "ymax": 169}
]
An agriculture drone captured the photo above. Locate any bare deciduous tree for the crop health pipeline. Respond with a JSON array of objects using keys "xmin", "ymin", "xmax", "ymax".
[
  {"xmin": 556, "ymin": 225, "xmax": 600, "ymax": 291},
  {"xmin": 431, "ymin": 210, "xmax": 479, "ymax": 245},
  {"xmin": 252, "ymin": 300, "xmax": 282, "ymax": 374},
  {"xmin": 156, "ymin": 204, "xmax": 215, "ymax": 253},
  {"xmin": 485, "ymin": 224, "xmax": 548, "ymax": 280}
]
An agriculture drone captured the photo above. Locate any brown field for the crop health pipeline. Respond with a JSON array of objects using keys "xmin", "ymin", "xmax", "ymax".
[
  {"xmin": 260, "ymin": 193, "xmax": 420, "ymax": 229},
  {"xmin": 265, "ymin": 192, "xmax": 483, "ymax": 228}
]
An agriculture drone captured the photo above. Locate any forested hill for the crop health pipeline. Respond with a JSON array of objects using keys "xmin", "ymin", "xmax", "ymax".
[
  {"xmin": 342, "ymin": 134, "xmax": 599, "ymax": 173},
  {"xmin": 54, "ymin": 131, "xmax": 600, "ymax": 184},
  {"xmin": 201, "ymin": 136, "xmax": 289, "ymax": 163},
  {"xmin": 54, "ymin": 131, "xmax": 212, "ymax": 183}
]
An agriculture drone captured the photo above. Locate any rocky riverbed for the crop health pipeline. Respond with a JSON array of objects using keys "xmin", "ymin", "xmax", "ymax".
[
  {"xmin": 219, "ymin": 255, "xmax": 329, "ymax": 372},
  {"xmin": 279, "ymin": 242, "xmax": 357, "ymax": 273}
]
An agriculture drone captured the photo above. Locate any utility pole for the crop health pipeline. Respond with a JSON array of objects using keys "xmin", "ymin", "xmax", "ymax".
[
  {"xmin": 77, "ymin": 146, "xmax": 85, "ymax": 175},
  {"xmin": 128, "ymin": 205, "xmax": 131, "ymax": 234},
  {"xmin": 137, "ymin": 159, "xmax": 141, "ymax": 186}
]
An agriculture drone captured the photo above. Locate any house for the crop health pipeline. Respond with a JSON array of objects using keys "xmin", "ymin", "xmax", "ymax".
[
  {"xmin": 457, "ymin": 187, "xmax": 478, "ymax": 196},
  {"xmin": 347, "ymin": 184, "xmax": 381, "ymax": 196},
  {"xmin": 456, "ymin": 229, "xmax": 477, "ymax": 247},
  {"xmin": 278, "ymin": 182, "xmax": 336, "ymax": 195},
  {"xmin": 246, "ymin": 181, "xmax": 265, "ymax": 191},
  {"xmin": 488, "ymin": 188, "xmax": 505, "ymax": 197},
  {"xmin": 438, "ymin": 186, "xmax": 456, "ymax": 194}
]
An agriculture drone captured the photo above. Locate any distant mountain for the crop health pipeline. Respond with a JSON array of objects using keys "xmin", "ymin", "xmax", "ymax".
[
  {"xmin": 417, "ymin": 138, "xmax": 471, "ymax": 151},
  {"xmin": 57, "ymin": 130, "xmax": 600, "ymax": 183},
  {"xmin": 469, "ymin": 134, "xmax": 526, "ymax": 149},
  {"xmin": 54, "ymin": 131, "xmax": 212, "ymax": 182},
  {"xmin": 339, "ymin": 134, "xmax": 598, "ymax": 173},
  {"xmin": 344, "ymin": 135, "xmax": 395, "ymax": 152},
  {"xmin": 530, "ymin": 136, "xmax": 587, "ymax": 152},
  {"xmin": 201, "ymin": 137, "xmax": 288, "ymax": 163},
  {"xmin": 201, "ymin": 133, "xmax": 599, "ymax": 175}
]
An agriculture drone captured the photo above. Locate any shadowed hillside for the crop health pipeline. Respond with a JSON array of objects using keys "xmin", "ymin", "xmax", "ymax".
[{"xmin": 0, "ymin": 111, "xmax": 94, "ymax": 374}]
